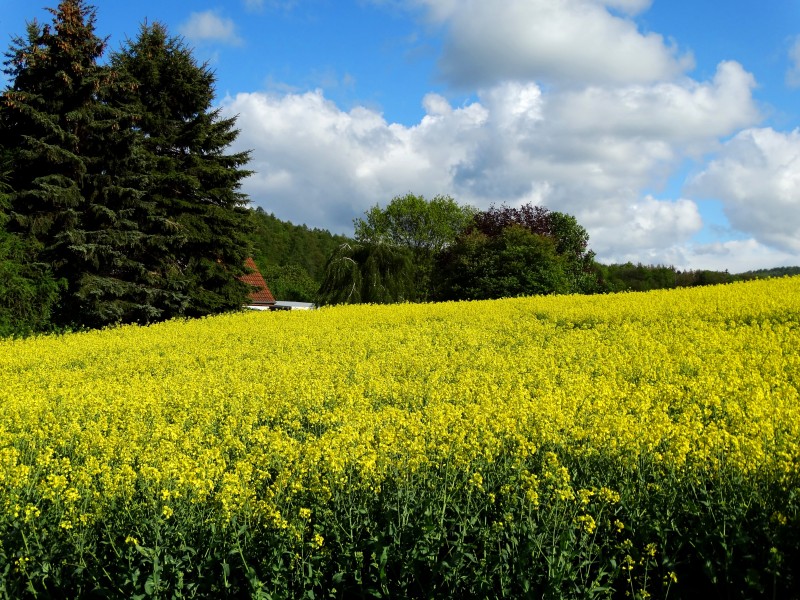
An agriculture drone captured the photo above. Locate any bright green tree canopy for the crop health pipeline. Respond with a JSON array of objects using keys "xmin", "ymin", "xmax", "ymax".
[{"xmin": 354, "ymin": 193, "xmax": 476, "ymax": 255}]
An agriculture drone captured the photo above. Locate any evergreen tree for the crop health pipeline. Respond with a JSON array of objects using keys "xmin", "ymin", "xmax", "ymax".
[
  {"xmin": 247, "ymin": 207, "xmax": 352, "ymax": 282},
  {"xmin": 112, "ymin": 22, "xmax": 253, "ymax": 318},
  {"xmin": 0, "ymin": 151, "xmax": 61, "ymax": 337},
  {"xmin": 1, "ymin": 0, "xmax": 156, "ymax": 328}
]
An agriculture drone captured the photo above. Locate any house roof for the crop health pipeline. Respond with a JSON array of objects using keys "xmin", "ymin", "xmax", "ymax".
[{"xmin": 241, "ymin": 257, "xmax": 276, "ymax": 305}]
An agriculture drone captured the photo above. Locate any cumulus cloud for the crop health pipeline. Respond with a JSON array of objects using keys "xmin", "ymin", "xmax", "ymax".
[
  {"xmin": 588, "ymin": 197, "xmax": 703, "ymax": 260},
  {"xmin": 549, "ymin": 61, "xmax": 758, "ymax": 150},
  {"xmin": 688, "ymin": 128, "xmax": 800, "ymax": 253},
  {"xmin": 787, "ymin": 37, "xmax": 800, "ymax": 88},
  {"xmin": 210, "ymin": 0, "xmax": 800, "ymax": 270},
  {"xmin": 179, "ymin": 11, "xmax": 243, "ymax": 46},
  {"xmin": 412, "ymin": 0, "xmax": 693, "ymax": 87},
  {"xmin": 220, "ymin": 60, "xmax": 763, "ymax": 265},
  {"xmin": 221, "ymin": 90, "xmax": 485, "ymax": 231}
]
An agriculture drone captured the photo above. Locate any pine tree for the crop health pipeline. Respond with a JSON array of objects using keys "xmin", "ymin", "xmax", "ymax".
[
  {"xmin": 1, "ymin": 0, "xmax": 158, "ymax": 327},
  {"xmin": 112, "ymin": 22, "xmax": 253, "ymax": 318}
]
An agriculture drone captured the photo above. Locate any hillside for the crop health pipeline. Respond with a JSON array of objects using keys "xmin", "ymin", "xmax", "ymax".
[
  {"xmin": 245, "ymin": 207, "xmax": 800, "ymax": 301},
  {"xmin": 246, "ymin": 207, "xmax": 352, "ymax": 301},
  {"xmin": 2, "ymin": 277, "xmax": 799, "ymax": 597}
]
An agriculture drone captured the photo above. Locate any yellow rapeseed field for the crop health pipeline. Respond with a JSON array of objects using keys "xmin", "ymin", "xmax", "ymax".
[{"xmin": 1, "ymin": 276, "xmax": 798, "ymax": 598}]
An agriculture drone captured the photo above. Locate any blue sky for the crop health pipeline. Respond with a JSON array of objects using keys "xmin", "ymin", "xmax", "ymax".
[{"xmin": 2, "ymin": 0, "xmax": 799, "ymax": 271}]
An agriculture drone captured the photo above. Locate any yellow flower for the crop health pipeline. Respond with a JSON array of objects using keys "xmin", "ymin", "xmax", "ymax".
[
  {"xmin": 668, "ymin": 571, "xmax": 678, "ymax": 584},
  {"xmin": 576, "ymin": 514, "xmax": 597, "ymax": 534}
]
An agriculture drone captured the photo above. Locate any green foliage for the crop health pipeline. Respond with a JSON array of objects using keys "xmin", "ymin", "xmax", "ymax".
[
  {"xmin": 2, "ymin": 447, "xmax": 798, "ymax": 598},
  {"xmin": 737, "ymin": 265, "xmax": 800, "ymax": 279},
  {"xmin": 433, "ymin": 203, "xmax": 597, "ymax": 301},
  {"xmin": 354, "ymin": 193, "xmax": 476, "ymax": 255},
  {"xmin": 317, "ymin": 242, "xmax": 415, "ymax": 305},
  {"xmin": 548, "ymin": 211, "xmax": 599, "ymax": 293},
  {"xmin": 247, "ymin": 207, "xmax": 351, "ymax": 283},
  {"xmin": 0, "ymin": 182, "xmax": 61, "ymax": 337},
  {"xmin": 260, "ymin": 263, "xmax": 319, "ymax": 302},
  {"xmin": 354, "ymin": 193, "xmax": 476, "ymax": 300},
  {"xmin": 468, "ymin": 203, "xmax": 599, "ymax": 296},
  {"xmin": 434, "ymin": 226, "xmax": 571, "ymax": 300},
  {"xmin": 596, "ymin": 263, "xmax": 679, "ymax": 293},
  {"xmin": 1, "ymin": 0, "xmax": 154, "ymax": 329},
  {"xmin": 323, "ymin": 198, "xmax": 599, "ymax": 304},
  {"xmin": 676, "ymin": 268, "xmax": 734, "ymax": 288},
  {"xmin": 0, "ymin": 6, "xmax": 253, "ymax": 334},
  {"xmin": 595, "ymin": 263, "xmax": 800, "ymax": 294},
  {"xmin": 595, "ymin": 263, "xmax": 750, "ymax": 293},
  {"xmin": 112, "ymin": 21, "xmax": 253, "ymax": 320}
]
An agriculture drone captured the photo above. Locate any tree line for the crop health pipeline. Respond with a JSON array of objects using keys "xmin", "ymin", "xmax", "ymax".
[
  {"xmin": 317, "ymin": 194, "xmax": 599, "ymax": 305},
  {"xmin": 246, "ymin": 208, "xmax": 350, "ymax": 303},
  {"xmin": 2, "ymin": 2, "xmax": 796, "ymax": 336},
  {"xmin": 315, "ymin": 194, "xmax": 799, "ymax": 306},
  {"xmin": 1, "ymin": 1, "xmax": 252, "ymax": 337},
  {"xmin": 595, "ymin": 263, "xmax": 800, "ymax": 293}
]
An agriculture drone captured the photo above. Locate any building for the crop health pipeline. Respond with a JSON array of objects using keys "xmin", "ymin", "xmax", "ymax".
[{"xmin": 241, "ymin": 257, "xmax": 276, "ymax": 310}]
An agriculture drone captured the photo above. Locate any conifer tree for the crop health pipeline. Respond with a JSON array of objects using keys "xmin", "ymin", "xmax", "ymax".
[
  {"xmin": 112, "ymin": 22, "xmax": 253, "ymax": 318},
  {"xmin": 1, "ymin": 0, "xmax": 157, "ymax": 327},
  {"xmin": 0, "ymin": 150, "xmax": 61, "ymax": 336}
]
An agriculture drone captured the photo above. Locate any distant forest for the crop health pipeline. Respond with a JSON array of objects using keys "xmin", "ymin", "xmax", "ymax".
[
  {"xmin": 246, "ymin": 206, "xmax": 800, "ymax": 301},
  {"xmin": 595, "ymin": 263, "xmax": 800, "ymax": 293},
  {"xmin": 246, "ymin": 208, "xmax": 351, "ymax": 302}
]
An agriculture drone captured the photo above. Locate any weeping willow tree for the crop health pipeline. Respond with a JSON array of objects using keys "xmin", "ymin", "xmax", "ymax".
[{"xmin": 317, "ymin": 242, "xmax": 416, "ymax": 305}]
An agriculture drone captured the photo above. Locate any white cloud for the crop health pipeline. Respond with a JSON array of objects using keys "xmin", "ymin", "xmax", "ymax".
[
  {"xmin": 688, "ymin": 128, "xmax": 800, "ymax": 253},
  {"xmin": 413, "ymin": 0, "xmax": 693, "ymax": 86},
  {"xmin": 660, "ymin": 239, "xmax": 800, "ymax": 273},
  {"xmin": 221, "ymin": 90, "xmax": 486, "ymax": 231},
  {"xmin": 787, "ymin": 37, "xmax": 800, "ymax": 88},
  {"xmin": 550, "ymin": 62, "xmax": 759, "ymax": 150},
  {"xmin": 589, "ymin": 196, "xmax": 703, "ymax": 260},
  {"xmin": 179, "ymin": 11, "xmax": 243, "ymax": 46},
  {"xmin": 212, "ymin": 0, "xmax": 800, "ymax": 272},
  {"xmin": 220, "ymin": 59, "xmax": 765, "ymax": 267}
]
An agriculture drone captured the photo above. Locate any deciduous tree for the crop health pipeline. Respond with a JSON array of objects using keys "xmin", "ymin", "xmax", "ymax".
[
  {"xmin": 469, "ymin": 203, "xmax": 598, "ymax": 294},
  {"xmin": 317, "ymin": 242, "xmax": 415, "ymax": 305},
  {"xmin": 434, "ymin": 226, "xmax": 570, "ymax": 300},
  {"xmin": 353, "ymin": 193, "xmax": 475, "ymax": 299}
]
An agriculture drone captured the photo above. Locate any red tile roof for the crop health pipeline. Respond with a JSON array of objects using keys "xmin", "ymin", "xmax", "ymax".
[{"xmin": 241, "ymin": 257, "xmax": 276, "ymax": 305}]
